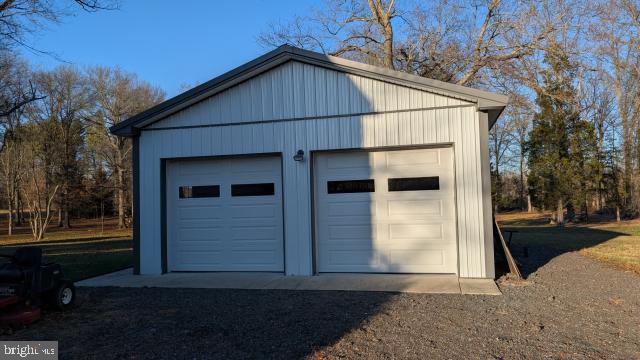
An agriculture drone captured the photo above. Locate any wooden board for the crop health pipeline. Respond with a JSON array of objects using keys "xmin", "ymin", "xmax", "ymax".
[{"xmin": 493, "ymin": 218, "xmax": 522, "ymax": 279}]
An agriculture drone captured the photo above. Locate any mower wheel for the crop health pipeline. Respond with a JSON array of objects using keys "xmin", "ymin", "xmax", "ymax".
[{"xmin": 48, "ymin": 281, "xmax": 75, "ymax": 310}]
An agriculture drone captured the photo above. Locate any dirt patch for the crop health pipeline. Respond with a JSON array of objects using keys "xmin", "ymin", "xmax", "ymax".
[{"xmin": 3, "ymin": 252, "xmax": 639, "ymax": 359}]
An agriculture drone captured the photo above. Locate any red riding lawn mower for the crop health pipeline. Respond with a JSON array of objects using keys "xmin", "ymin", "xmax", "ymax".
[{"xmin": 0, "ymin": 247, "xmax": 75, "ymax": 327}]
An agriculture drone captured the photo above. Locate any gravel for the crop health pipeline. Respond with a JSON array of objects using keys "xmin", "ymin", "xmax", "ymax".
[{"xmin": 4, "ymin": 252, "xmax": 639, "ymax": 360}]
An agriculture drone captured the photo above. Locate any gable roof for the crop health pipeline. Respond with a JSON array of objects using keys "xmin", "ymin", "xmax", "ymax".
[{"xmin": 110, "ymin": 45, "xmax": 508, "ymax": 137}]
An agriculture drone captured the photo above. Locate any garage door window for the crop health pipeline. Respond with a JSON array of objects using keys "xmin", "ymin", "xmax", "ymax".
[
  {"xmin": 327, "ymin": 179, "xmax": 375, "ymax": 194},
  {"xmin": 231, "ymin": 183, "xmax": 275, "ymax": 196},
  {"xmin": 179, "ymin": 185, "xmax": 220, "ymax": 198},
  {"xmin": 388, "ymin": 176, "xmax": 439, "ymax": 191}
]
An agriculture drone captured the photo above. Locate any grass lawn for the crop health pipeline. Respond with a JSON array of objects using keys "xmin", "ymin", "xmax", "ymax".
[
  {"xmin": 497, "ymin": 211, "xmax": 640, "ymax": 274},
  {"xmin": 0, "ymin": 217, "xmax": 132, "ymax": 281}
]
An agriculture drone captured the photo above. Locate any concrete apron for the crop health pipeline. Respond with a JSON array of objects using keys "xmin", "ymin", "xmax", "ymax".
[{"xmin": 78, "ymin": 269, "xmax": 501, "ymax": 295}]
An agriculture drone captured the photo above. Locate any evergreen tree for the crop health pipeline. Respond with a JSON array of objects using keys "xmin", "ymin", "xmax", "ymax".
[{"xmin": 526, "ymin": 44, "xmax": 598, "ymax": 224}]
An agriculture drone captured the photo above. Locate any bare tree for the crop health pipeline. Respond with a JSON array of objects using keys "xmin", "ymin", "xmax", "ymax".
[
  {"xmin": 87, "ymin": 66, "xmax": 164, "ymax": 228},
  {"xmin": 489, "ymin": 114, "xmax": 516, "ymax": 210},
  {"xmin": 259, "ymin": 0, "xmax": 399, "ymax": 69},
  {"xmin": 0, "ymin": 56, "xmax": 36, "ymax": 234},
  {"xmin": 591, "ymin": 0, "xmax": 640, "ymax": 216},
  {"xmin": 24, "ymin": 172, "xmax": 58, "ymax": 242},
  {"xmin": 17, "ymin": 123, "xmax": 58, "ymax": 241},
  {"xmin": 31, "ymin": 66, "xmax": 91, "ymax": 228},
  {"xmin": 260, "ymin": 0, "xmax": 562, "ymax": 86},
  {"xmin": 0, "ymin": 0, "xmax": 118, "ymax": 53}
]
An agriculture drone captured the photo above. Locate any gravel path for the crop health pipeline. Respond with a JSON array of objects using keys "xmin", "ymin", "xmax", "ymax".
[{"xmin": 3, "ymin": 252, "xmax": 639, "ymax": 359}]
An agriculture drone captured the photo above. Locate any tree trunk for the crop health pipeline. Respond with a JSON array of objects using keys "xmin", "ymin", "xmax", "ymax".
[
  {"xmin": 616, "ymin": 206, "xmax": 621, "ymax": 222},
  {"xmin": 7, "ymin": 202, "xmax": 12, "ymax": 236},
  {"xmin": 519, "ymin": 150, "xmax": 525, "ymax": 211},
  {"xmin": 614, "ymin": 71, "xmax": 633, "ymax": 213},
  {"xmin": 382, "ymin": 23, "xmax": 394, "ymax": 69},
  {"xmin": 63, "ymin": 201, "xmax": 70, "ymax": 229},
  {"xmin": 60, "ymin": 122, "xmax": 72, "ymax": 229},
  {"xmin": 15, "ymin": 192, "xmax": 23, "ymax": 226},
  {"xmin": 115, "ymin": 147, "xmax": 125, "ymax": 229},
  {"xmin": 130, "ymin": 183, "xmax": 134, "ymax": 228},
  {"xmin": 367, "ymin": 0, "xmax": 395, "ymax": 69},
  {"xmin": 584, "ymin": 198, "xmax": 589, "ymax": 223},
  {"xmin": 527, "ymin": 195, "xmax": 532, "ymax": 213},
  {"xmin": 556, "ymin": 199, "xmax": 564, "ymax": 225},
  {"xmin": 117, "ymin": 184, "xmax": 125, "ymax": 229}
]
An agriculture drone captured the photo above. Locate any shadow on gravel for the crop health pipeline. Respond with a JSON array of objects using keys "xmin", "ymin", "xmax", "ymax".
[
  {"xmin": 8, "ymin": 287, "xmax": 398, "ymax": 359},
  {"xmin": 496, "ymin": 223, "xmax": 625, "ymax": 278}
]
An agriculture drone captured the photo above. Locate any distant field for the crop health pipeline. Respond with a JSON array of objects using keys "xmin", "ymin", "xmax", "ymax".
[
  {"xmin": 0, "ymin": 217, "xmax": 132, "ymax": 281},
  {"xmin": 497, "ymin": 211, "xmax": 640, "ymax": 274},
  {"xmin": 0, "ymin": 216, "xmax": 131, "ymax": 245}
]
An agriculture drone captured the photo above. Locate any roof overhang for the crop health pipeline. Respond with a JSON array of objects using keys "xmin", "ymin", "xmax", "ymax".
[{"xmin": 110, "ymin": 45, "xmax": 508, "ymax": 137}]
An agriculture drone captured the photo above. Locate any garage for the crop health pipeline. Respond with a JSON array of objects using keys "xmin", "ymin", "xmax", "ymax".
[
  {"xmin": 111, "ymin": 45, "xmax": 507, "ymax": 278},
  {"xmin": 166, "ymin": 156, "xmax": 284, "ymax": 272},
  {"xmin": 314, "ymin": 148, "xmax": 457, "ymax": 273}
]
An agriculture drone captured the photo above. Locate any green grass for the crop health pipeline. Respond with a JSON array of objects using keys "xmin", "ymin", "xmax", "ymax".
[{"xmin": 0, "ymin": 237, "xmax": 132, "ymax": 281}]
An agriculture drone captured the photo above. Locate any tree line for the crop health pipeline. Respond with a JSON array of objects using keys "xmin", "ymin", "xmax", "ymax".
[
  {"xmin": 0, "ymin": 60, "xmax": 164, "ymax": 238},
  {"xmin": 260, "ymin": 0, "xmax": 640, "ymax": 224},
  {"xmin": 0, "ymin": 0, "xmax": 166, "ymax": 239}
]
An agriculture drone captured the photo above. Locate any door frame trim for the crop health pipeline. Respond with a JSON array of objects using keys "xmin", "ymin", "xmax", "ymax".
[{"xmin": 310, "ymin": 143, "xmax": 458, "ymax": 275}]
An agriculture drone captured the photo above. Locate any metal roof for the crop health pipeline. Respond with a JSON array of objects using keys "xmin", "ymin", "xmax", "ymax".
[{"xmin": 110, "ymin": 45, "xmax": 508, "ymax": 137}]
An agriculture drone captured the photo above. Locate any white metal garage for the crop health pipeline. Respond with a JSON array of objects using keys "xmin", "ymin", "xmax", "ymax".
[
  {"xmin": 166, "ymin": 156, "xmax": 284, "ymax": 272},
  {"xmin": 315, "ymin": 148, "xmax": 456, "ymax": 273},
  {"xmin": 110, "ymin": 45, "xmax": 507, "ymax": 279}
]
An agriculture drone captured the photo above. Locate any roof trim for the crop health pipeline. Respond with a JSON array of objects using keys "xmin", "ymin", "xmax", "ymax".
[{"xmin": 110, "ymin": 45, "xmax": 508, "ymax": 137}]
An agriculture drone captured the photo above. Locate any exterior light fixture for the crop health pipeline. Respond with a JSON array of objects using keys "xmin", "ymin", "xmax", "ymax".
[{"xmin": 293, "ymin": 149, "xmax": 305, "ymax": 162}]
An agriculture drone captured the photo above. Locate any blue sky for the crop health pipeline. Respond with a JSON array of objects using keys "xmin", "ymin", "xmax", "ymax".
[{"xmin": 20, "ymin": 0, "xmax": 316, "ymax": 97}]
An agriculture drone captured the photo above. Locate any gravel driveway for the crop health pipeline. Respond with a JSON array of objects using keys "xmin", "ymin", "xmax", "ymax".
[{"xmin": 4, "ymin": 251, "xmax": 639, "ymax": 359}]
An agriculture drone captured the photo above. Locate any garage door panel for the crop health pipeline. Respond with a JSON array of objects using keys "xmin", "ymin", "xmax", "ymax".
[
  {"xmin": 387, "ymin": 199, "xmax": 443, "ymax": 217},
  {"xmin": 388, "ymin": 250, "xmax": 444, "ymax": 266},
  {"xmin": 323, "ymin": 238, "xmax": 375, "ymax": 249},
  {"xmin": 327, "ymin": 200, "xmax": 375, "ymax": 216},
  {"xmin": 229, "ymin": 157, "xmax": 278, "ymax": 172},
  {"xmin": 326, "ymin": 250, "xmax": 376, "ymax": 266},
  {"xmin": 229, "ymin": 220, "xmax": 279, "ymax": 231},
  {"xmin": 167, "ymin": 156, "xmax": 284, "ymax": 272},
  {"xmin": 326, "ymin": 152, "xmax": 371, "ymax": 169},
  {"xmin": 230, "ymin": 226, "xmax": 279, "ymax": 240},
  {"xmin": 177, "ymin": 206, "xmax": 223, "ymax": 220},
  {"xmin": 228, "ymin": 204, "xmax": 278, "ymax": 219},
  {"xmin": 325, "ymin": 216, "xmax": 374, "ymax": 226},
  {"xmin": 328, "ymin": 224, "xmax": 375, "ymax": 240},
  {"xmin": 230, "ymin": 239, "xmax": 281, "ymax": 250},
  {"xmin": 386, "ymin": 149, "xmax": 440, "ymax": 167},
  {"xmin": 178, "ymin": 228, "xmax": 223, "ymax": 241},
  {"xmin": 316, "ymin": 148, "xmax": 457, "ymax": 274},
  {"xmin": 389, "ymin": 224, "xmax": 443, "ymax": 240},
  {"xmin": 229, "ymin": 250, "xmax": 280, "ymax": 263},
  {"xmin": 177, "ymin": 251, "xmax": 223, "ymax": 265},
  {"xmin": 177, "ymin": 219, "xmax": 225, "ymax": 230},
  {"xmin": 177, "ymin": 239, "xmax": 223, "ymax": 247}
]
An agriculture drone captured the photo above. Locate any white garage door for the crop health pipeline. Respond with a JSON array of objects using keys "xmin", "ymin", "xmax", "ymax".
[
  {"xmin": 166, "ymin": 156, "xmax": 284, "ymax": 272},
  {"xmin": 315, "ymin": 148, "xmax": 457, "ymax": 273}
]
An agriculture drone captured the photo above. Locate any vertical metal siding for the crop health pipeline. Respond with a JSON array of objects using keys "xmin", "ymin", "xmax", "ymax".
[
  {"xmin": 137, "ymin": 63, "xmax": 490, "ymax": 278},
  {"xmin": 146, "ymin": 61, "xmax": 473, "ymax": 129}
]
